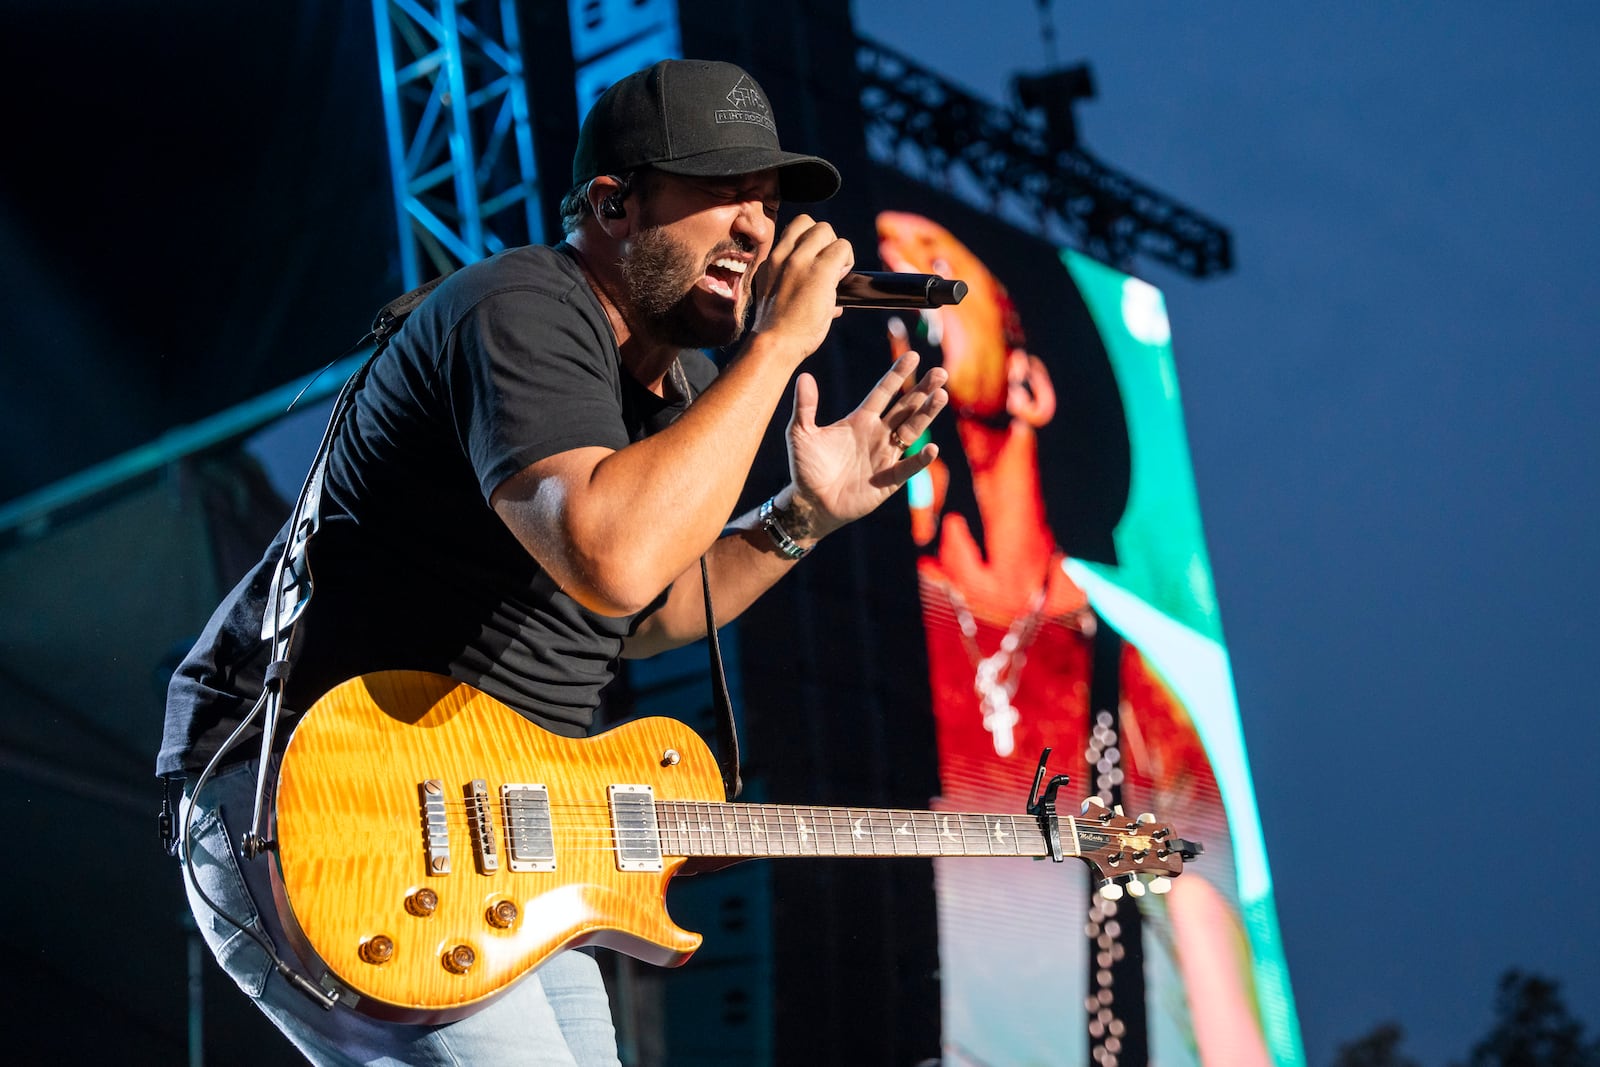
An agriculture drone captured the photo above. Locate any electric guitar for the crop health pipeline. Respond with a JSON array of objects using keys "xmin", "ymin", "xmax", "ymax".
[{"xmin": 268, "ymin": 670, "xmax": 1200, "ymax": 1022}]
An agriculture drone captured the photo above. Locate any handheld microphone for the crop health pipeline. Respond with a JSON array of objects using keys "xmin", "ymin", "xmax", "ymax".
[{"xmin": 837, "ymin": 271, "xmax": 968, "ymax": 309}]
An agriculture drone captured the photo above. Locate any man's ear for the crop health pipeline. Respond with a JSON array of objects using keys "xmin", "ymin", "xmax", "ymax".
[
  {"xmin": 1006, "ymin": 350, "xmax": 1056, "ymax": 427},
  {"xmin": 586, "ymin": 176, "xmax": 634, "ymax": 235}
]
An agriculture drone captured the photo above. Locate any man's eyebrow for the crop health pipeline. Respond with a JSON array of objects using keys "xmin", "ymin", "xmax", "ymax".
[{"xmin": 704, "ymin": 174, "xmax": 778, "ymax": 194}]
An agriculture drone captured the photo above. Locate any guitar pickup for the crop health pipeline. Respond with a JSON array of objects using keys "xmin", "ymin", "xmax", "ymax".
[
  {"xmin": 609, "ymin": 784, "xmax": 662, "ymax": 872},
  {"xmin": 502, "ymin": 784, "xmax": 556, "ymax": 872}
]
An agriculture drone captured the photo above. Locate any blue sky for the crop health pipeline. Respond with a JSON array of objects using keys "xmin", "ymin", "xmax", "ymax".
[{"xmin": 850, "ymin": 3, "xmax": 1600, "ymax": 1064}]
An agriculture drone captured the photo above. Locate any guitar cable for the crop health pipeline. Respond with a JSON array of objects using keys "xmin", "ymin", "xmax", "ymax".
[
  {"xmin": 179, "ymin": 688, "xmax": 341, "ymax": 1011},
  {"xmin": 176, "ymin": 327, "xmax": 389, "ymax": 1015}
]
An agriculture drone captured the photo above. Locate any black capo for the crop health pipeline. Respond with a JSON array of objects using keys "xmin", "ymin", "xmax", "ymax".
[{"xmin": 1025, "ymin": 747, "xmax": 1073, "ymax": 862}]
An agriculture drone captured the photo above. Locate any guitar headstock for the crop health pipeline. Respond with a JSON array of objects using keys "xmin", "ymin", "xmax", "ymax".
[{"xmin": 1072, "ymin": 796, "xmax": 1202, "ymax": 899}]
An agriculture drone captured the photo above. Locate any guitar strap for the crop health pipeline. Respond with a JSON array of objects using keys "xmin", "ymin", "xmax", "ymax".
[
  {"xmin": 666, "ymin": 356, "xmax": 742, "ymax": 800},
  {"xmin": 700, "ymin": 555, "xmax": 742, "ymax": 799},
  {"xmin": 246, "ymin": 275, "xmax": 743, "ymax": 851},
  {"xmin": 243, "ymin": 274, "xmax": 453, "ymax": 853}
]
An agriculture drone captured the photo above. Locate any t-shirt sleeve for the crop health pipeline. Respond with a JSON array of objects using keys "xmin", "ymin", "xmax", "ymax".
[{"xmin": 444, "ymin": 288, "xmax": 630, "ymax": 501}]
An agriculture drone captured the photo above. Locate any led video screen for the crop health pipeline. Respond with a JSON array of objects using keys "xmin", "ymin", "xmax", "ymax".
[{"xmin": 867, "ymin": 170, "xmax": 1300, "ymax": 1066}]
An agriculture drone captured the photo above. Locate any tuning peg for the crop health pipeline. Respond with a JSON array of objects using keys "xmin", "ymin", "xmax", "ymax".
[
  {"xmin": 1113, "ymin": 804, "xmax": 1125, "ymax": 816},
  {"xmin": 1098, "ymin": 881, "xmax": 1124, "ymax": 901},
  {"xmin": 1149, "ymin": 876, "xmax": 1172, "ymax": 895},
  {"xmin": 1135, "ymin": 812, "xmax": 1156, "ymax": 825},
  {"xmin": 1125, "ymin": 876, "xmax": 1147, "ymax": 898}
]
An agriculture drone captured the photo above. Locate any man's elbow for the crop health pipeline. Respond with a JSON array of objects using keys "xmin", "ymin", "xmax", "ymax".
[
  {"xmin": 558, "ymin": 553, "xmax": 669, "ymax": 618},
  {"xmin": 492, "ymin": 486, "xmax": 666, "ymax": 616}
]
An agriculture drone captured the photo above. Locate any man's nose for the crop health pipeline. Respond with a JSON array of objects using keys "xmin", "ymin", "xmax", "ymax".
[{"xmin": 733, "ymin": 198, "xmax": 773, "ymax": 250}]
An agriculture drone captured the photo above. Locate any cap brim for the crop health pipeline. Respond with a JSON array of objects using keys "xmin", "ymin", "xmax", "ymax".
[{"xmin": 651, "ymin": 147, "xmax": 841, "ymax": 203}]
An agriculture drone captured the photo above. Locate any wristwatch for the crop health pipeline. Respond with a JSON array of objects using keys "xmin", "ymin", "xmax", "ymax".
[{"xmin": 758, "ymin": 497, "xmax": 811, "ymax": 560}]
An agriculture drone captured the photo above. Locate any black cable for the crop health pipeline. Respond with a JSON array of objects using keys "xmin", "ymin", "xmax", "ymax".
[{"xmin": 180, "ymin": 689, "xmax": 338, "ymax": 1011}]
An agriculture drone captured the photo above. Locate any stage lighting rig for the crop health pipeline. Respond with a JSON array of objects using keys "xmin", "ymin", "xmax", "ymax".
[
  {"xmin": 857, "ymin": 39, "xmax": 1232, "ymax": 279},
  {"xmin": 1012, "ymin": 63, "xmax": 1096, "ymax": 153}
]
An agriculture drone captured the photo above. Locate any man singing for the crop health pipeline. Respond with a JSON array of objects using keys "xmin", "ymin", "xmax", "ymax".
[{"xmin": 159, "ymin": 58, "xmax": 947, "ymax": 1064}]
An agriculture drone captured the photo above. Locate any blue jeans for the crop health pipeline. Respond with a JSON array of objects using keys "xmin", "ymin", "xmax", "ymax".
[{"xmin": 177, "ymin": 761, "xmax": 621, "ymax": 1066}]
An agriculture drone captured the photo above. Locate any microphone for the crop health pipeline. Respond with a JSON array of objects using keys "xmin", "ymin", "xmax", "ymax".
[{"xmin": 837, "ymin": 271, "xmax": 968, "ymax": 309}]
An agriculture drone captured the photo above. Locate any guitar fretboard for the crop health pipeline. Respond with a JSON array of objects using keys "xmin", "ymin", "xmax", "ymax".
[{"xmin": 655, "ymin": 802, "xmax": 1062, "ymax": 859}]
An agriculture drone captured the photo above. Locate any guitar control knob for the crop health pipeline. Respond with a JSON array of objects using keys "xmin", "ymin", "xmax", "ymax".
[
  {"xmin": 486, "ymin": 900, "xmax": 519, "ymax": 929},
  {"xmin": 360, "ymin": 935, "xmax": 396, "ymax": 965},
  {"xmin": 442, "ymin": 944, "xmax": 476, "ymax": 974},
  {"xmin": 406, "ymin": 888, "xmax": 439, "ymax": 917}
]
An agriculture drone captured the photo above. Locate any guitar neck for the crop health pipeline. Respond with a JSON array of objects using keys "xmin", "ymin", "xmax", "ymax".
[{"xmin": 656, "ymin": 800, "xmax": 1067, "ymax": 860}]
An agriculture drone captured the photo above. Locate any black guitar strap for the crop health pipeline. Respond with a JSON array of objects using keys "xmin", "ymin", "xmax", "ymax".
[
  {"xmin": 700, "ymin": 555, "xmax": 742, "ymax": 799},
  {"xmin": 242, "ymin": 274, "xmax": 453, "ymax": 854}
]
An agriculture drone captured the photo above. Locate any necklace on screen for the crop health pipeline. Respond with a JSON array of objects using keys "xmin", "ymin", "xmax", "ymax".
[{"xmin": 936, "ymin": 552, "xmax": 1089, "ymax": 758}]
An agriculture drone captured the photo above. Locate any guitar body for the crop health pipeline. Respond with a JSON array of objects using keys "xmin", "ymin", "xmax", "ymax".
[{"xmin": 269, "ymin": 670, "xmax": 724, "ymax": 1023}]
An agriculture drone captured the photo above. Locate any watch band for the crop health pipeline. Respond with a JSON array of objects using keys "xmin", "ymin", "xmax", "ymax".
[{"xmin": 758, "ymin": 496, "xmax": 811, "ymax": 560}]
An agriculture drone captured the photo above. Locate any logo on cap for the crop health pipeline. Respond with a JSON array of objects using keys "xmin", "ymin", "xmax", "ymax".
[{"xmin": 715, "ymin": 75, "xmax": 776, "ymax": 132}]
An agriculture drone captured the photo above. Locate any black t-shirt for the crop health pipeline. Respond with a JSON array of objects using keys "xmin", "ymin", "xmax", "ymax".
[{"xmin": 157, "ymin": 243, "xmax": 717, "ymax": 778}]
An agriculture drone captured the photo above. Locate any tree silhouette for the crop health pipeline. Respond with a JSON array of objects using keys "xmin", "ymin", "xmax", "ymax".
[
  {"xmin": 1333, "ymin": 1021, "xmax": 1421, "ymax": 1067},
  {"xmin": 1457, "ymin": 970, "xmax": 1600, "ymax": 1067}
]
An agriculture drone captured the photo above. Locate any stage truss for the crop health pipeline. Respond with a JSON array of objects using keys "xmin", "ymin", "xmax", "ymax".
[
  {"xmin": 371, "ymin": 0, "xmax": 543, "ymax": 288},
  {"xmin": 856, "ymin": 38, "xmax": 1232, "ymax": 279}
]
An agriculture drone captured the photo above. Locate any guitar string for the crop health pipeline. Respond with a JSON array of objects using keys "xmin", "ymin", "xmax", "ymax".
[
  {"xmin": 349, "ymin": 800, "xmax": 1141, "ymax": 837},
  {"xmin": 307, "ymin": 823, "xmax": 1159, "ymax": 863},
  {"xmin": 389, "ymin": 808, "xmax": 1149, "ymax": 847},
  {"xmin": 311, "ymin": 805, "xmax": 1148, "ymax": 859},
  {"xmin": 330, "ymin": 798, "xmax": 1149, "ymax": 832},
  {"xmin": 408, "ymin": 798, "xmax": 1151, "ymax": 826}
]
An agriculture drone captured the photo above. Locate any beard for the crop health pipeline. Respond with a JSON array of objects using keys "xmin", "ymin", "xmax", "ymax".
[{"xmin": 620, "ymin": 225, "xmax": 750, "ymax": 349}]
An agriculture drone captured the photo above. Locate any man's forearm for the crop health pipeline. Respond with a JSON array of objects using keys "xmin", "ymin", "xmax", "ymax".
[{"xmin": 620, "ymin": 494, "xmax": 820, "ymax": 658}]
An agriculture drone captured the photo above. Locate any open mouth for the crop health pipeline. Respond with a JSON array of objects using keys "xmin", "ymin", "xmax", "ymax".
[{"xmin": 702, "ymin": 256, "xmax": 749, "ymax": 301}]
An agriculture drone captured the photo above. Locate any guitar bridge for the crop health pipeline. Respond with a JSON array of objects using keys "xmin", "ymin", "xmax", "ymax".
[
  {"xmin": 466, "ymin": 779, "xmax": 499, "ymax": 874},
  {"xmin": 608, "ymin": 784, "xmax": 662, "ymax": 872}
]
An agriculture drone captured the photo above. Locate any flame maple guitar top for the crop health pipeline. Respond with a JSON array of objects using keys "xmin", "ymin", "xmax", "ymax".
[{"xmin": 270, "ymin": 670, "xmax": 725, "ymax": 1023}]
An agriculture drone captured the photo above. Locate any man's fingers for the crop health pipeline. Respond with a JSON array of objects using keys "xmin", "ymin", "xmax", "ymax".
[
  {"xmin": 753, "ymin": 214, "xmax": 818, "ymax": 299},
  {"xmin": 858, "ymin": 352, "xmax": 921, "ymax": 416},
  {"xmin": 767, "ymin": 213, "xmax": 816, "ymax": 265},
  {"xmin": 770, "ymin": 215, "xmax": 841, "ymax": 275},
  {"xmin": 788, "ymin": 216, "xmax": 837, "ymax": 255},
  {"xmin": 895, "ymin": 382, "xmax": 949, "ymax": 447},
  {"xmin": 789, "ymin": 372, "xmax": 820, "ymax": 434},
  {"xmin": 879, "ymin": 442, "xmax": 941, "ymax": 487}
]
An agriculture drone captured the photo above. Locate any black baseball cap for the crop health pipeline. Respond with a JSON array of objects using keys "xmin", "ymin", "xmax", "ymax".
[{"xmin": 572, "ymin": 59, "xmax": 841, "ymax": 203}]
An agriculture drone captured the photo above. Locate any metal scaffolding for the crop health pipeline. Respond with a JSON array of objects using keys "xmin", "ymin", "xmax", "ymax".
[
  {"xmin": 371, "ymin": 0, "xmax": 542, "ymax": 288},
  {"xmin": 857, "ymin": 38, "xmax": 1233, "ymax": 279}
]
